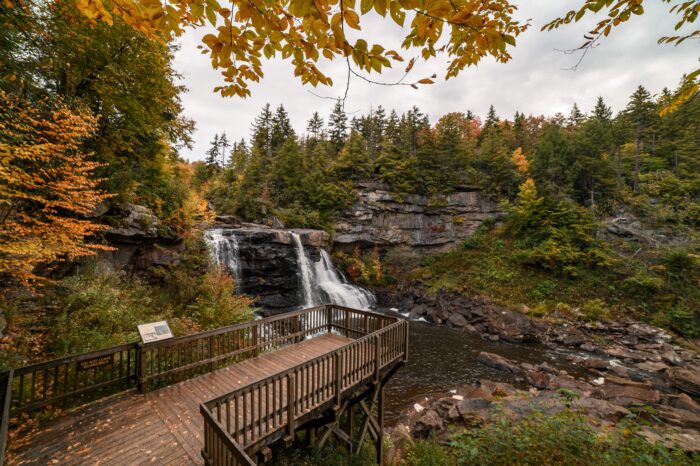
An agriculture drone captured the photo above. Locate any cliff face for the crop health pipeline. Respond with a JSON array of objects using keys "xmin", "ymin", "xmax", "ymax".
[
  {"xmin": 206, "ymin": 224, "xmax": 330, "ymax": 310},
  {"xmin": 334, "ymin": 182, "xmax": 501, "ymax": 252}
]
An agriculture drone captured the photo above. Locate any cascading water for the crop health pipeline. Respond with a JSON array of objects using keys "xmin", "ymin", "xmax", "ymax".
[
  {"xmin": 314, "ymin": 250, "xmax": 376, "ymax": 309},
  {"xmin": 291, "ymin": 232, "xmax": 321, "ymax": 308},
  {"xmin": 204, "ymin": 228, "xmax": 242, "ymax": 292},
  {"xmin": 291, "ymin": 231, "xmax": 375, "ymax": 310}
]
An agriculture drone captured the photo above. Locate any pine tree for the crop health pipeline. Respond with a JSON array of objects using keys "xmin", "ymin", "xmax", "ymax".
[
  {"xmin": 328, "ymin": 100, "xmax": 348, "ymax": 151},
  {"xmin": 484, "ymin": 105, "xmax": 499, "ymax": 130},
  {"xmin": 336, "ymin": 130, "xmax": 372, "ymax": 180},
  {"xmin": 306, "ymin": 112, "xmax": 324, "ymax": 139},
  {"xmin": 568, "ymin": 103, "xmax": 586, "ymax": 127},
  {"xmin": 251, "ymin": 104, "xmax": 273, "ymax": 157},
  {"xmin": 218, "ymin": 132, "xmax": 230, "ymax": 167},
  {"xmin": 623, "ymin": 85, "xmax": 657, "ymax": 191},
  {"xmin": 271, "ymin": 104, "xmax": 295, "ymax": 152},
  {"xmin": 205, "ymin": 133, "xmax": 221, "ymax": 169},
  {"xmin": 592, "ymin": 97, "xmax": 612, "ymax": 122}
]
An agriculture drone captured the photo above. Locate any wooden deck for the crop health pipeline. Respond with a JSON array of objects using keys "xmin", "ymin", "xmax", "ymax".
[{"xmin": 8, "ymin": 333, "xmax": 352, "ymax": 465}]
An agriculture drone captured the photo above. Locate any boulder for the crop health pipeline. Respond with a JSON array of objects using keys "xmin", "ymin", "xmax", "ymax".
[
  {"xmin": 106, "ymin": 203, "xmax": 160, "ymax": 244},
  {"xmin": 669, "ymin": 368, "xmax": 700, "ymax": 397},
  {"xmin": 476, "ymin": 352, "xmax": 521, "ymax": 374},
  {"xmin": 593, "ymin": 376, "xmax": 660, "ymax": 405},
  {"xmin": 412, "ymin": 409, "xmax": 444, "ymax": 438},
  {"xmin": 448, "ymin": 313, "xmax": 468, "ymax": 328},
  {"xmin": 484, "ymin": 309, "xmax": 539, "ymax": 343},
  {"xmin": 524, "ymin": 370, "xmax": 552, "ymax": 389}
]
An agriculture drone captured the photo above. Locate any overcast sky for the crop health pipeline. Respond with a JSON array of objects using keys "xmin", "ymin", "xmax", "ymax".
[{"xmin": 172, "ymin": 0, "xmax": 698, "ymax": 161}]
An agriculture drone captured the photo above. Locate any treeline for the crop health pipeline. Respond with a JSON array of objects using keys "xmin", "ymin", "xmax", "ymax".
[{"xmin": 200, "ymin": 83, "xmax": 700, "ymax": 231}]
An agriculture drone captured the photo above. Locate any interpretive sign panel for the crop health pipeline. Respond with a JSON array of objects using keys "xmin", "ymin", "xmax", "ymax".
[
  {"xmin": 77, "ymin": 354, "xmax": 113, "ymax": 371},
  {"xmin": 138, "ymin": 320, "xmax": 173, "ymax": 344}
]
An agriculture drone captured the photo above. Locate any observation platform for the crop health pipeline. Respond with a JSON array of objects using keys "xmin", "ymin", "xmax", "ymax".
[{"xmin": 2, "ymin": 306, "xmax": 408, "ymax": 465}]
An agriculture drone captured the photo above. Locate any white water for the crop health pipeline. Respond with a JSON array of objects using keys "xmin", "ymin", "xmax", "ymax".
[
  {"xmin": 204, "ymin": 228, "xmax": 242, "ymax": 292},
  {"xmin": 291, "ymin": 232, "xmax": 321, "ymax": 307},
  {"xmin": 204, "ymin": 228, "xmax": 376, "ymax": 310},
  {"xmin": 291, "ymin": 232, "xmax": 375, "ymax": 310},
  {"xmin": 314, "ymin": 250, "xmax": 376, "ymax": 310}
]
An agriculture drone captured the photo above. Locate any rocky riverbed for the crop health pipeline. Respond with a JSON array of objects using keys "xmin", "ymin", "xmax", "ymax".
[{"xmin": 381, "ymin": 289, "xmax": 700, "ymax": 459}]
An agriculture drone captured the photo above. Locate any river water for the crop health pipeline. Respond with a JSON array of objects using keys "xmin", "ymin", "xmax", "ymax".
[{"xmin": 384, "ymin": 319, "xmax": 588, "ymax": 422}]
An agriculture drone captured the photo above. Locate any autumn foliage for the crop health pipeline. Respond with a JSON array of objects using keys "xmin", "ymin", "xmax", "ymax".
[{"xmin": 0, "ymin": 91, "xmax": 111, "ymax": 284}]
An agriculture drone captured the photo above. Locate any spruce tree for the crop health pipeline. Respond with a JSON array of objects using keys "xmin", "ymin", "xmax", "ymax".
[
  {"xmin": 252, "ymin": 103, "xmax": 273, "ymax": 157},
  {"xmin": 328, "ymin": 100, "xmax": 348, "ymax": 151}
]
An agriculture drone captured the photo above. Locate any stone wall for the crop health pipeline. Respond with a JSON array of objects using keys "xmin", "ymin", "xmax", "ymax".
[{"xmin": 334, "ymin": 181, "xmax": 501, "ymax": 252}]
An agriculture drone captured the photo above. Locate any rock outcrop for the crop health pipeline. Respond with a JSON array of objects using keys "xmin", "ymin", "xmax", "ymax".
[
  {"xmin": 334, "ymin": 181, "xmax": 500, "ymax": 252},
  {"xmin": 205, "ymin": 224, "xmax": 330, "ymax": 310}
]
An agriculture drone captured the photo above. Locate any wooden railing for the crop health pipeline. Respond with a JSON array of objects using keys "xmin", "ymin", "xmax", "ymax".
[
  {"xmin": 0, "ymin": 305, "xmax": 400, "ymax": 463},
  {"xmin": 0, "ymin": 371, "xmax": 12, "ymax": 466},
  {"xmin": 200, "ymin": 307, "xmax": 409, "ymax": 466}
]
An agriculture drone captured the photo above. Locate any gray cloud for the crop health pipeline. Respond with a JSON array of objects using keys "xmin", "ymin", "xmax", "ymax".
[{"xmin": 173, "ymin": 0, "xmax": 697, "ymax": 161}]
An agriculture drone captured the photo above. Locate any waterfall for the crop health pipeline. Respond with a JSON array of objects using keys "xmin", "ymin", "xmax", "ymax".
[
  {"xmin": 314, "ymin": 250, "xmax": 376, "ymax": 310},
  {"xmin": 292, "ymin": 231, "xmax": 375, "ymax": 310},
  {"xmin": 204, "ymin": 228, "xmax": 242, "ymax": 292}
]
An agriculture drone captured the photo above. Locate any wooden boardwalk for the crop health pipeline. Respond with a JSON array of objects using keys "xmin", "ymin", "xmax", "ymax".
[{"xmin": 8, "ymin": 334, "xmax": 352, "ymax": 465}]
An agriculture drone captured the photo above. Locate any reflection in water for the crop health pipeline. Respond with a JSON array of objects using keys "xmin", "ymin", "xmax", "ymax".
[{"xmin": 384, "ymin": 320, "xmax": 586, "ymax": 422}]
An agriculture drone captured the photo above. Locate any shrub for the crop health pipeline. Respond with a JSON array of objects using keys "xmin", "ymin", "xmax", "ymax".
[
  {"xmin": 623, "ymin": 271, "xmax": 664, "ymax": 299},
  {"xmin": 665, "ymin": 304, "xmax": 698, "ymax": 338},
  {"xmin": 451, "ymin": 410, "xmax": 694, "ymax": 466},
  {"xmin": 50, "ymin": 263, "xmax": 154, "ymax": 354},
  {"xmin": 189, "ymin": 267, "xmax": 253, "ymax": 329},
  {"xmin": 404, "ymin": 438, "xmax": 453, "ymax": 466},
  {"xmin": 579, "ymin": 299, "xmax": 609, "ymax": 321}
]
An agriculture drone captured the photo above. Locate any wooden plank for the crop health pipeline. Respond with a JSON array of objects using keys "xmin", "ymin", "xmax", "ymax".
[{"xmin": 9, "ymin": 333, "xmax": 353, "ymax": 466}]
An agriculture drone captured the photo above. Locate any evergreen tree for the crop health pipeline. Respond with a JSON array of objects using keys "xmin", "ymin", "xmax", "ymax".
[
  {"xmin": 306, "ymin": 111, "xmax": 324, "ymax": 138},
  {"xmin": 218, "ymin": 132, "xmax": 230, "ymax": 167},
  {"xmin": 271, "ymin": 104, "xmax": 295, "ymax": 152},
  {"xmin": 251, "ymin": 103, "xmax": 273, "ymax": 157},
  {"xmin": 335, "ymin": 130, "xmax": 372, "ymax": 180},
  {"xmin": 568, "ymin": 103, "xmax": 586, "ymax": 127},
  {"xmin": 622, "ymin": 85, "xmax": 657, "ymax": 191},
  {"xmin": 328, "ymin": 100, "xmax": 348, "ymax": 151},
  {"xmin": 205, "ymin": 133, "xmax": 221, "ymax": 169}
]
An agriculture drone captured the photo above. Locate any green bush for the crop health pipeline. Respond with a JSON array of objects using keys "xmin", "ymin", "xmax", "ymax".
[
  {"xmin": 450, "ymin": 410, "xmax": 695, "ymax": 466},
  {"xmin": 50, "ymin": 263, "xmax": 155, "ymax": 354},
  {"xmin": 580, "ymin": 299, "xmax": 610, "ymax": 321},
  {"xmin": 404, "ymin": 438, "xmax": 453, "ymax": 466},
  {"xmin": 665, "ymin": 304, "xmax": 699, "ymax": 338},
  {"xmin": 189, "ymin": 267, "xmax": 253, "ymax": 329}
]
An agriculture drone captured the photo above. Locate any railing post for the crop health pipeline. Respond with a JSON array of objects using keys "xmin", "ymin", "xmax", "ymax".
[
  {"xmin": 295, "ymin": 314, "xmax": 301, "ymax": 343},
  {"xmin": 287, "ymin": 373, "xmax": 296, "ymax": 439},
  {"xmin": 208, "ymin": 335, "xmax": 215, "ymax": 373},
  {"xmin": 137, "ymin": 344, "xmax": 147, "ymax": 393},
  {"xmin": 344, "ymin": 308, "xmax": 350, "ymax": 338},
  {"xmin": 403, "ymin": 321, "xmax": 409, "ymax": 362},
  {"xmin": 252, "ymin": 325, "xmax": 259, "ymax": 357},
  {"xmin": 326, "ymin": 305, "xmax": 332, "ymax": 334},
  {"xmin": 0, "ymin": 369, "xmax": 13, "ymax": 466},
  {"xmin": 374, "ymin": 334, "xmax": 380, "ymax": 383},
  {"xmin": 334, "ymin": 352, "xmax": 342, "ymax": 407}
]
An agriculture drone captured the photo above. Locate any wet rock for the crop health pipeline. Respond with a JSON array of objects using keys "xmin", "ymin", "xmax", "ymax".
[
  {"xmin": 524, "ymin": 370, "xmax": 552, "ymax": 389},
  {"xmin": 581, "ymin": 358, "xmax": 610, "ymax": 370},
  {"xmin": 669, "ymin": 393, "xmax": 700, "ymax": 415},
  {"xmin": 479, "ymin": 379, "xmax": 518, "ymax": 397},
  {"xmin": 569, "ymin": 397, "xmax": 630, "ymax": 422},
  {"xmin": 476, "ymin": 352, "xmax": 521, "ymax": 374},
  {"xmin": 593, "ymin": 376, "xmax": 660, "ymax": 405},
  {"xmin": 448, "ymin": 313, "xmax": 468, "ymax": 328},
  {"xmin": 669, "ymin": 368, "xmax": 700, "ymax": 397},
  {"xmin": 562, "ymin": 332, "xmax": 587, "ymax": 347},
  {"xmin": 580, "ymin": 342, "xmax": 597, "ymax": 353},
  {"xmin": 484, "ymin": 309, "xmax": 539, "ymax": 343},
  {"xmin": 413, "ymin": 409, "xmax": 444, "ymax": 438}
]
